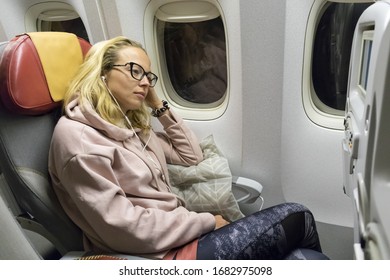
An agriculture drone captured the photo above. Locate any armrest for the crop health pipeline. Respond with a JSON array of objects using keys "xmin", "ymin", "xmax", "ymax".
[{"xmin": 232, "ymin": 176, "xmax": 263, "ymax": 204}]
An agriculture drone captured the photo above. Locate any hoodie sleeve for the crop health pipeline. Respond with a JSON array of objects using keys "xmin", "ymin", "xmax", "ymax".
[
  {"xmin": 156, "ymin": 110, "xmax": 204, "ymax": 166},
  {"xmin": 58, "ymin": 153, "xmax": 215, "ymax": 255}
]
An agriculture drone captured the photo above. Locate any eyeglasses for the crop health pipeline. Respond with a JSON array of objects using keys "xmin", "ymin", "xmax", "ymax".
[{"xmin": 112, "ymin": 62, "xmax": 158, "ymax": 87}]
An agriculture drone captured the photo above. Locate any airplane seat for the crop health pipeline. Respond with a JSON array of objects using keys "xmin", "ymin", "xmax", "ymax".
[
  {"xmin": 0, "ymin": 32, "xmax": 91, "ymax": 258},
  {"xmin": 0, "ymin": 166, "xmax": 61, "ymax": 259},
  {"xmin": 342, "ymin": 1, "xmax": 390, "ymax": 259},
  {"xmin": 0, "ymin": 192, "xmax": 42, "ymax": 260}
]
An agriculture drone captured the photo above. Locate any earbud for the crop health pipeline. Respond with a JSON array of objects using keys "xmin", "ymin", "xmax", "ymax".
[{"xmin": 101, "ymin": 76, "xmax": 106, "ymax": 82}]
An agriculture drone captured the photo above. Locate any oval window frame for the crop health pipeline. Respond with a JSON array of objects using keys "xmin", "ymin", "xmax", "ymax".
[
  {"xmin": 144, "ymin": 0, "xmax": 229, "ymax": 121},
  {"xmin": 303, "ymin": 0, "xmax": 373, "ymax": 130},
  {"xmin": 25, "ymin": 2, "xmax": 89, "ymax": 42}
]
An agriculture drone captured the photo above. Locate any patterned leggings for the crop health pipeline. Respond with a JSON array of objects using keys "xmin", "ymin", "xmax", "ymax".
[{"xmin": 196, "ymin": 202, "xmax": 327, "ymax": 260}]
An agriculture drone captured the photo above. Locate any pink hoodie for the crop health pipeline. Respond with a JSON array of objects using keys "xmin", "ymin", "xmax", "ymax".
[{"xmin": 48, "ymin": 97, "xmax": 215, "ymax": 259}]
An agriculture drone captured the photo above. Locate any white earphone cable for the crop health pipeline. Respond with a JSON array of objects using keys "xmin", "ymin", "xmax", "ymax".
[{"xmin": 101, "ymin": 76, "xmax": 151, "ymax": 152}]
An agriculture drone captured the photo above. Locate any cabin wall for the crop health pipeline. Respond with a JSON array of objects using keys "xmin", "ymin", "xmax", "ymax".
[
  {"xmin": 283, "ymin": 0, "xmax": 353, "ymax": 227},
  {"xmin": 0, "ymin": 0, "xmax": 32, "ymax": 40},
  {"xmin": 239, "ymin": 0, "xmax": 286, "ymax": 207}
]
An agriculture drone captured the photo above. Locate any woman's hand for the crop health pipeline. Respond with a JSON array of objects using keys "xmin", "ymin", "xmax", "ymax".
[
  {"xmin": 214, "ymin": 215, "xmax": 230, "ymax": 230},
  {"xmin": 145, "ymin": 88, "xmax": 163, "ymax": 109}
]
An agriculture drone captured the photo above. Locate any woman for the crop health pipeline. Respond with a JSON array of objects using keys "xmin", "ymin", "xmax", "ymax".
[{"xmin": 48, "ymin": 36, "xmax": 326, "ymax": 260}]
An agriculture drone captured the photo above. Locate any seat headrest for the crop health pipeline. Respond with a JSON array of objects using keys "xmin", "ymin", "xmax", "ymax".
[{"xmin": 0, "ymin": 32, "xmax": 91, "ymax": 115}]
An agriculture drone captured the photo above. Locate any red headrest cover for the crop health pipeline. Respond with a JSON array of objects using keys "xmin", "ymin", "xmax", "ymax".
[{"xmin": 0, "ymin": 32, "xmax": 91, "ymax": 115}]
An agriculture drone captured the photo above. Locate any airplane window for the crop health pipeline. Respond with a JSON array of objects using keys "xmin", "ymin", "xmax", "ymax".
[
  {"xmin": 25, "ymin": 3, "xmax": 89, "ymax": 42},
  {"xmin": 156, "ymin": 15, "xmax": 227, "ymax": 107},
  {"xmin": 312, "ymin": 2, "xmax": 372, "ymax": 111},
  {"xmin": 38, "ymin": 10, "xmax": 89, "ymax": 42}
]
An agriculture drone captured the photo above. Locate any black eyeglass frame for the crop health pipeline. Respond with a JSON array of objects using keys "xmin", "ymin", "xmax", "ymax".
[{"xmin": 112, "ymin": 62, "xmax": 158, "ymax": 87}]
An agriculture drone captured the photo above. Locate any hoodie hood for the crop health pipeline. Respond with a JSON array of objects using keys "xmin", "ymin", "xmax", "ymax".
[{"xmin": 65, "ymin": 96, "xmax": 140, "ymax": 142}]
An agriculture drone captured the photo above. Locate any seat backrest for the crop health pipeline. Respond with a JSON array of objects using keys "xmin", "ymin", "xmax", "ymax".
[
  {"xmin": 342, "ymin": 1, "xmax": 390, "ymax": 259},
  {"xmin": 0, "ymin": 32, "xmax": 91, "ymax": 256}
]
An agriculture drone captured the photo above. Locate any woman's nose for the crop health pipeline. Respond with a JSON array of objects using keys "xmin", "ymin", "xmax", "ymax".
[{"xmin": 139, "ymin": 75, "xmax": 150, "ymax": 86}]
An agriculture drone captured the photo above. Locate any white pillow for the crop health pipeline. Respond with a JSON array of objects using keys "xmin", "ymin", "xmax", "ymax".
[{"xmin": 168, "ymin": 135, "xmax": 244, "ymax": 221}]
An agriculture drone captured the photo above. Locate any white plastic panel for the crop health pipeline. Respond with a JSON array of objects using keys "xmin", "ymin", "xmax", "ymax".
[
  {"xmin": 343, "ymin": 0, "xmax": 390, "ymax": 259},
  {"xmin": 155, "ymin": 1, "xmax": 220, "ymax": 22}
]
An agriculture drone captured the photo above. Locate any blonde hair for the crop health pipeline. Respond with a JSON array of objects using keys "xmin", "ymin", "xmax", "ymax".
[{"xmin": 63, "ymin": 36, "xmax": 151, "ymax": 131}]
